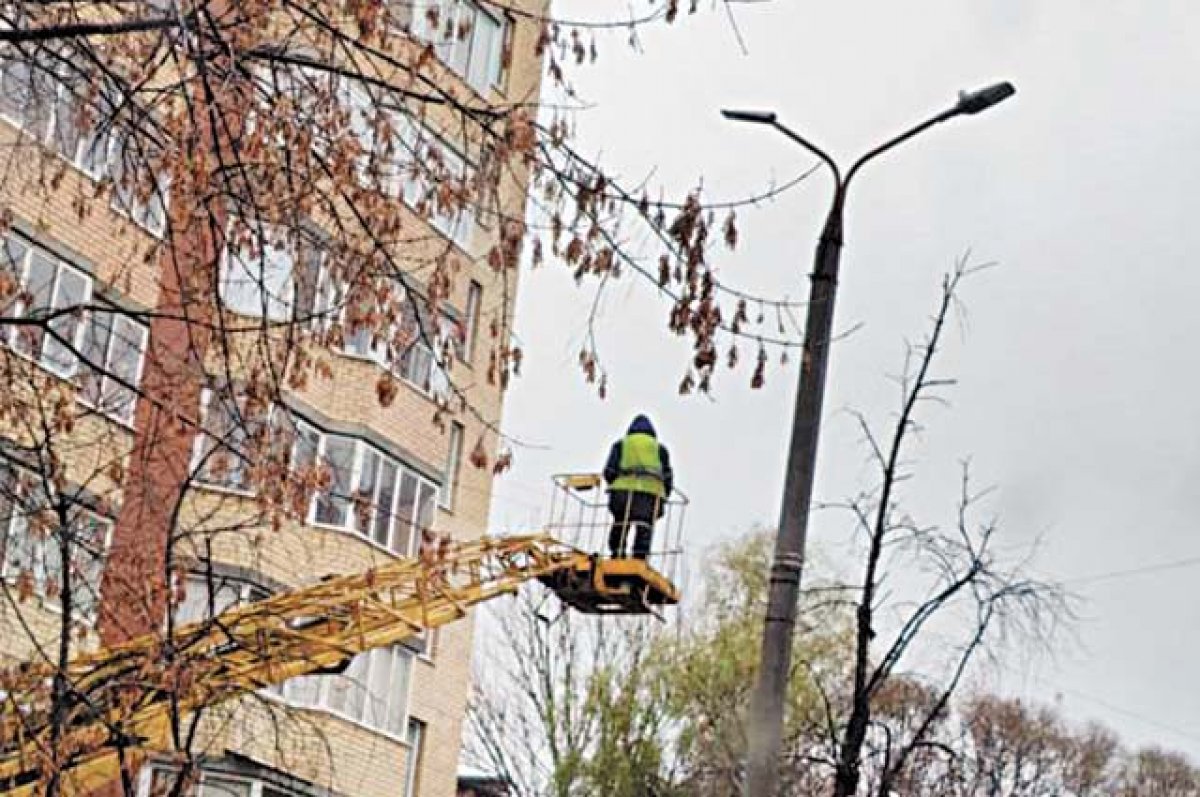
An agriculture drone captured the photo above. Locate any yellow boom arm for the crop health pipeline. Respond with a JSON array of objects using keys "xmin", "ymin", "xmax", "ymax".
[{"xmin": 0, "ymin": 534, "xmax": 678, "ymax": 797}]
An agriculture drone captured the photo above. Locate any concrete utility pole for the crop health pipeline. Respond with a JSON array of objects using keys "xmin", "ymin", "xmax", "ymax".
[{"xmin": 721, "ymin": 81, "xmax": 1016, "ymax": 797}]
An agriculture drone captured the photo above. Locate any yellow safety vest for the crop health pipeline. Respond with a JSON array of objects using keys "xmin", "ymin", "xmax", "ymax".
[{"xmin": 610, "ymin": 432, "xmax": 666, "ymax": 499}]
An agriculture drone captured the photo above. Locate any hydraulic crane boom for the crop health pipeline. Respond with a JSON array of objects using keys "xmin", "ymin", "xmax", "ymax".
[{"xmin": 0, "ymin": 533, "xmax": 679, "ymax": 797}]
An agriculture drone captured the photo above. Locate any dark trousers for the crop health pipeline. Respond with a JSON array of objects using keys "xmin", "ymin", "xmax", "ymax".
[{"xmin": 608, "ymin": 490, "xmax": 661, "ymax": 559}]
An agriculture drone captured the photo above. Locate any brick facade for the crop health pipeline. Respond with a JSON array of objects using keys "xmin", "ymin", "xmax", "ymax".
[{"xmin": 0, "ymin": 3, "xmax": 548, "ymax": 796}]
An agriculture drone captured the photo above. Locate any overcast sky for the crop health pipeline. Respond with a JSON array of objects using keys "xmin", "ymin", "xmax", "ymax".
[{"xmin": 488, "ymin": 0, "xmax": 1200, "ymax": 757}]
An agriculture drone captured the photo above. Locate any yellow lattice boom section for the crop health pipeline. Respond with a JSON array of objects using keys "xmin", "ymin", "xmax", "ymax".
[{"xmin": 0, "ymin": 534, "xmax": 619, "ymax": 797}]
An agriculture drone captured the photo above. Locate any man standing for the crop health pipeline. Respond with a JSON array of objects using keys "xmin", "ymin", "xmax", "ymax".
[{"xmin": 603, "ymin": 414, "xmax": 673, "ymax": 560}]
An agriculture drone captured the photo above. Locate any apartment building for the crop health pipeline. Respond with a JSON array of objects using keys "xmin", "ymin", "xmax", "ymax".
[{"xmin": 0, "ymin": 3, "xmax": 546, "ymax": 797}]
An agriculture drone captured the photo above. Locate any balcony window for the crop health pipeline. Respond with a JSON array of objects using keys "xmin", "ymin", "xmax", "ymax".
[
  {"xmin": 411, "ymin": 0, "xmax": 508, "ymax": 94},
  {"xmin": 295, "ymin": 421, "xmax": 437, "ymax": 557},
  {"xmin": 5, "ymin": 240, "xmax": 92, "ymax": 376},
  {"xmin": 280, "ymin": 644, "xmax": 413, "ymax": 737},
  {"xmin": 340, "ymin": 280, "xmax": 462, "ymax": 400},
  {"xmin": 174, "ymin": 572, "xmax": 269, "ymax": 626},
  {"xmin": 0, "ymin": 58, "xmax": 169, "ymax": 235},
  {"xmin": 391, "ymin": 112, "xmax": 476, "ymax": 249},
  {"xmin": 218, "ymin": 225, "xmax": 333, "ymax": 325}
]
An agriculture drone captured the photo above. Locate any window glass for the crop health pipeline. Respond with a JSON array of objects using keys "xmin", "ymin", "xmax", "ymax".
[
  {"xmin": 76, "ymin": 124, "xmax": 112, "ymax": 178},
  {"xmin": 463, "ymin": 281, "xmax": 481, "ymax": 363},
  {"xmin": 410, "ymin": 0, "xmax": 506, "ymax": 94},
  {"xmin": 328, "ymin": 648, "xmax": 368, "ymax": 719},
  {"xmin": 402, "ymin": 719, "xmax": 425, "ymax": 797},
  {"xmin": 282, "ymin": 645, "xmax": 411, "ymax": 736},
  {"xmin": 313, "ymin": 436, "xmax": 356, "ymax": 527},
  {"xmin": 1, "ymin": 237, "xmax": 27, "ymax": 314},
  {"xmin": 374, "ymin": 458, "xmax": 398, "ymax": 548},
  {"xmin": 0, "ymin": 463, "xmax": 110, "ymax": 620},
  {"xmin": 197, "ymin": 777, "xmax": 251, "ymax": 797},
  {"xmin": 175, "ymin": 574, "xmax": 263, "ymax": 626},
  {"xmin": 51, "ymin": 86, "xmax": 83, "ymax": 160},
  {"xmin": 0, "ymin": 59, "xmax": 52, "ymax": 140},
  {"xmin": 394, "ymin": 471, "xmax": 418, "ymax": 554},
  {"xmin": 42, "ymin": 265, "xmax": 88, "ymax": 374},
  {"xmin": 107, "ymin": 130, "xmax": 168, "ymax": 236},
  {"xmin": 70, "ymin": 513, "xmax": 109, "ymax": 620},
  {"xmin": 292, "ymin": 244, "xmax": 331, "ymax": 325},
  {"xmin": 440, "ymin": 423, "xmax": 463, "ymax": 510},
  {"xmin": 78, "ymin": 309, "xmax": 113, "ymax": 406},
  {"xmin": 194, "ymin": 392, "xmax": 252, "ymax": 490},
  {"xmin": 13, "ymin": 249, "xmax": 57, "ymax": 358},
  {"xmin": 355, "ymin": 447, "xmax": 380, "ymax": 534},
  {"xmin": 0, "ymin": 60, "xmax": 31, "ymax": 121},
  {"xmin": 466, "ymin": 8, "xmax": 503, "ymax": 92},
  {"xmin": 221, "ymin": 238, "xmax": 295, "ymax": 320},
  {"xmin": 291, "ymin": 422, "xmax": 320, "ymax": 472},
  {"xmin": 102, "ymin": 315, "xmax": 147, "ymax": 422},
  {"xmin": 388, "ymin": 649, "xmax": 414, "ymax": 736},
  {"xmin": 416, "ymin": 482, "xmax": 436, "ymax": 547},
  {"xmin": 365, "ymin": 646, "xmax": 392, "ymax": 728}
]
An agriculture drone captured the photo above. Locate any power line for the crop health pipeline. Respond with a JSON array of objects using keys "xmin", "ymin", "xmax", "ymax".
[
  {"xmin": 1003, "ymin": 666, "xmax": 1200, "ymax": 748},
  {"xmin": 1058, "ymin": 554, "xmax": 1200, "ymax": 587}
]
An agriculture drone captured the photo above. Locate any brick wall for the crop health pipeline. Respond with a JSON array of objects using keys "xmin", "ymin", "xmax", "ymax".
[{"xmin": 0, "ymin": 0, "xmax": 550, "ymax": 794}]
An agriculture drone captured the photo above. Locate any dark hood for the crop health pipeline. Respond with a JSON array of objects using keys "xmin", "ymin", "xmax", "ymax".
[{"xmin": 628, "ymin": 414, "xmax": 656, "ymax": 437}]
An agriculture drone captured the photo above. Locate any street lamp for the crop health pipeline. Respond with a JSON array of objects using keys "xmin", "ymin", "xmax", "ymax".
[{"xmin": 722, "ymin": 81, "xmax": 1015, "ymax": 797}]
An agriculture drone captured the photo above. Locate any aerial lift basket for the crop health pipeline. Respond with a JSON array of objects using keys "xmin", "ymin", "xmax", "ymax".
[{"xmin": 537, "ymin": 473, "xmax": 686, "ymax": 615}]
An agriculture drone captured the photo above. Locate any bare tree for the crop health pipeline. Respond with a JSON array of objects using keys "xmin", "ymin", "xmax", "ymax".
[
  {"xmin": 0, "ymin": 1, "xmax": 808, "ymax": 796},
  {"xmin": 811, "ymin": 260, "xmax": 1069, "ymax": 797}
]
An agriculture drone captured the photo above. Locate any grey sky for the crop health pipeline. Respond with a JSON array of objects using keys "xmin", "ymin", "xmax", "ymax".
[{"xmin": 489, "ymin": 0, "xmax": 1200, "ymax": 757}]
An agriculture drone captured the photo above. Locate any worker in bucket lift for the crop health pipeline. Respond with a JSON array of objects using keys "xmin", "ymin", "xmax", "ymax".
[{"xmin": 603, "ymin": 414, "xmax": 674, "ymax": 560}]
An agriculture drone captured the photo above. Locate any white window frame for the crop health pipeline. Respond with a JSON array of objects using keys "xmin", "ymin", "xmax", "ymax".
[
  {"xmin": 295, "ymin": 420, "xmax": 438, "ymax": 558},
  {"xmin": 218, "ymin": 226, "xmax": 331, "ymax": 323},
  {"xmin": 462, "ymin": 279, "xmax": 482, "ymax": 364},
  {"xmin": 190, "ymin": 389, "xmax": 265, "ymax": 495},
  {"xmin": 3, "ymin": 234, "xmax": 95, "ymax": 379},
  {"xmin": 402, "ymin": 718, "xmax": 425, "ymax": 797},
  {"xmin": 410, "ymin": 0, "xmax": 509, "ymax": 94},
  {"xmin": 77, "ymin": 307, "xmax": 149, "ymax": 426},
  {"xmin": 278, "ymin": 643, "xmax": 415, "ymax": 740},
  {"xmin": 389, "ymin": 111, "xmax": 477, "ymax": 251},
  {"xmin": 0, "ymin": 462, "xmax": 113, "ymax": 623},
  {"xmin": 0, "ymin": 59, "xmax": 169, "ymax": 237},
  {"xmin": 139, "ymin": 767, "xmax": 307, "ymax": 797},
  {"xmin": 439, "ymin": 422, "xmax": 463, "ymax": 511}
]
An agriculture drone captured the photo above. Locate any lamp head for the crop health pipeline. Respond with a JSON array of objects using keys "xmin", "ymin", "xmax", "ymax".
[
  {"xmin": 954, "ymin": 82, "xmax": 1016, "ymax": 116},
  {"xmin": 720, "ymin": 109, "xmax": 778, "ymax": 125}
]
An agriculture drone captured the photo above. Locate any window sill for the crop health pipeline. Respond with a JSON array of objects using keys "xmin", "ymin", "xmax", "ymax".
[{"xmin": 190, "ymin": 479, "xmax": 258, "ymax": 500}]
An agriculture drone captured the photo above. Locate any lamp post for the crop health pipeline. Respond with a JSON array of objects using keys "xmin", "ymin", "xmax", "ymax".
[{"xmin": 722, "ymin": 81, "xmax": 1016, "ymax": 797}]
